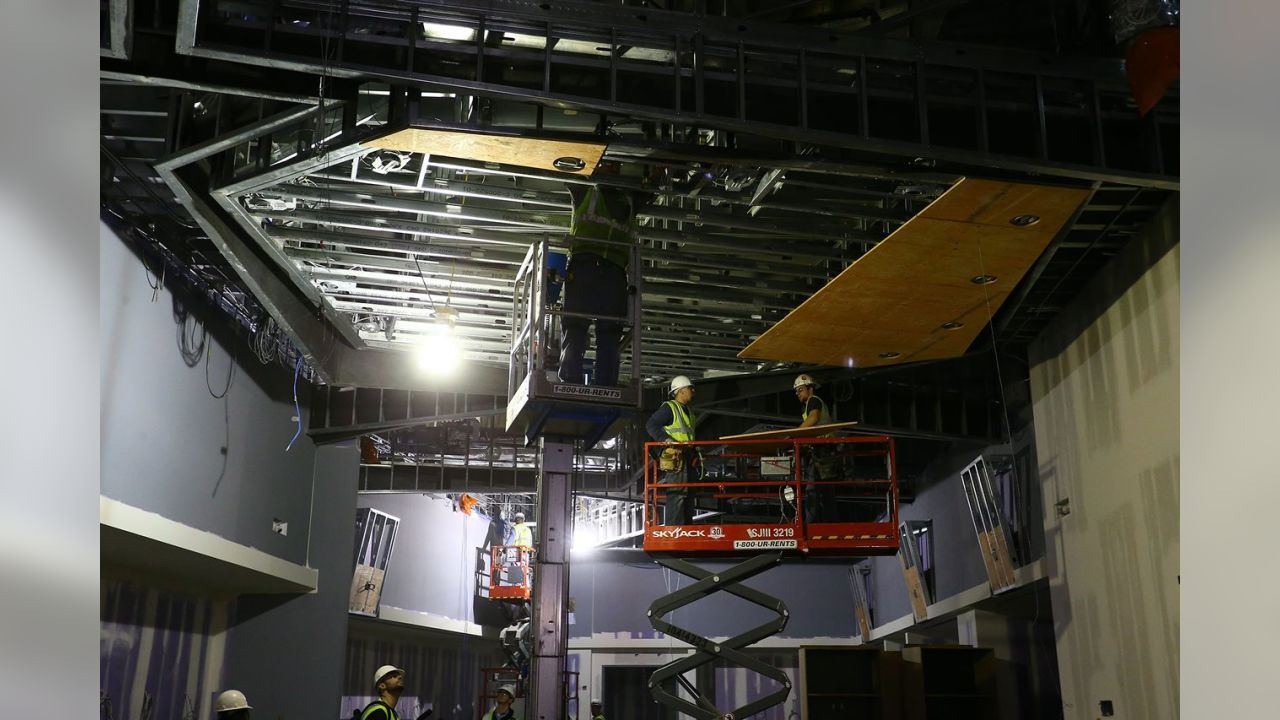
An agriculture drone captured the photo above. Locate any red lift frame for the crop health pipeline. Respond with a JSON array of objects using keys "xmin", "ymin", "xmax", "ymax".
[
  {"xmin": 642, "ymin": 435, "xmax": 900, "ymax": 557},
  {"xmin": 488, "ymin": 545, "xmax": 534, "ymax": 600}
]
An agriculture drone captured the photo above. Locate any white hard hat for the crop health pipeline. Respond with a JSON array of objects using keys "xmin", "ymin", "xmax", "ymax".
[
  {"xmin": 374, "ymin": 665, "xmax": 404, "ymax": 687},
  {"xmin": 514, "ymin": 512, "xmax": 525, "ymax": 520},
  {"xmin": 793, "ymin": 373, "xmax": 818, "ymax": 390},
  {"xmin": 669, "ymin": 375, "xmax": 694, "ymax": 395},
  {"xmin": 497, "ymin": 685, "xmax": 517, "ymax": 699},
  {"xmin": 590, "ymin": 698, "xmax": 603, "ymax": 706},
  {"xmin": 215, "ymin": 690, "xmax": 252, "ymax": 713}
]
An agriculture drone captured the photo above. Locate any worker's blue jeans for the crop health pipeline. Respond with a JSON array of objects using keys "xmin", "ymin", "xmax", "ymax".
[{"xmin": 558, "ymin": 253, "xmax": 627, "ymax": 385}]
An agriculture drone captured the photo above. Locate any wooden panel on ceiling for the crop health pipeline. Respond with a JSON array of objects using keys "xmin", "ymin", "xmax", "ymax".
[
  {"xmin": 364, "ymin": 128, "xmax": 606, "ymax": 176},
  {"xmin": 738, "ymin": 178, "xmax": 1091, "ymax": 369}
]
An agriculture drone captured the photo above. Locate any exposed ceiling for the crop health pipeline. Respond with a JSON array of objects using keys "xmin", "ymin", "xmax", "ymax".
[{"xmin": 100, "ymin": 0, "xmax": 1176, "ymax": 472}]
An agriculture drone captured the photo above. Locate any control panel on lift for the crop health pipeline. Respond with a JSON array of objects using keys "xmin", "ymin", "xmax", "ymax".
[
  {"xmin": 505, "ymin": 237, "xmax": 643, "ymax": 446},
  {"xmin": 642, "ymin": 426, "xmax": 900, "ymax": 557}
]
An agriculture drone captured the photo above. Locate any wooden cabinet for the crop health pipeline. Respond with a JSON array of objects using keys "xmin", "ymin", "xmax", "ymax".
[
  {"xmin": 901, "ymin": 645, "xmax": 998, "ymax": 720},
  {"xmin": 799, "ymin": 647, "xmax": 902, "ymax": 720}
]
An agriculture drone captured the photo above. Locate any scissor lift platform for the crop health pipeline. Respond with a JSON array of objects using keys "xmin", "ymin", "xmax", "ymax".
[{"xmin": 641, "ymin": 432, "xmax": 900, "ymax": 720}]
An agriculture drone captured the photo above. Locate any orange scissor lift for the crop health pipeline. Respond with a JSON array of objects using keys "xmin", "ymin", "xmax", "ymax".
[
  {"xmin": 641, "ymin": 433, "xmax": 900, "ymax": 720},
  {"xmin": 488, "ymin": 545, "xmax": 535, "ymax": 601}
]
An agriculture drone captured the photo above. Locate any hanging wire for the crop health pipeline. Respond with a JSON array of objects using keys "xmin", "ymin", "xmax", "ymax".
[
  {"xmin": 285, "ymin": 356, "xmax": 304, "ymax": 451},
  {"xmin": 972, "ymin": 238, "xmax": 1025, "ymax": 489},
  {"xmin": 143, "ymin": 255, "xmax": 165, "ymax": 303},
  {"xmin": 205, "ymin": 342, "xmax": 237, "ymax": 399},
  {"xmin": 413, "ymin": 255, "xmax": 442, "ymax": 313},
  {"xmin": 175, "ymin": 305, "xmax": 207, "ymax": 368}
]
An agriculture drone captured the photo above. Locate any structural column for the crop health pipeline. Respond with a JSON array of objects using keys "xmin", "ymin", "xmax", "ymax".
[{"xmin": 529, "ymin": 439, "xmax": 574, "ymax": 720}]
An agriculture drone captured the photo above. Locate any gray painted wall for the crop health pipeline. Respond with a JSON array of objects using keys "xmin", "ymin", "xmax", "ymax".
[
  {"xmin": 224, "ymin": 443, "xmax": 361, "ymax": 720},
  {"xmin": 357, "ymin": 493, "xmax": 494, "ymax": 622},
  {"xmin": 102, "ymin": 224, "xmax": 363, "ymax": 719},
  {"xmin": 101, "ymin": 223, "xmax": 319, "ymax": 564},
  {"xmin": 1029, "ymin": 199, "xmax": 1179, "ymax": 720}
]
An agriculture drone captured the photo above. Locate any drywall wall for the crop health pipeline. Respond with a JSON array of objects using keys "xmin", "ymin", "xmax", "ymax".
[
  {"xmin": 102, "ymin": 224, "xmax": 363, "ymax": 720},
  {"xmin": 1029, "ymin": 198, "xmax": 1179, "ymax": 720},
  {"xmin": 223, "ymin": 443, "xmax": 360, "ymax": 720},
  {"xmin": 100, "ymin": 223, "xmax": 318, "ymax": 565}
]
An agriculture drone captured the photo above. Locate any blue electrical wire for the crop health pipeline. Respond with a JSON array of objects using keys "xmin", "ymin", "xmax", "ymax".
[{"xmin": 285, "ymin": 355, "xmax": 303, "ymax": 452}]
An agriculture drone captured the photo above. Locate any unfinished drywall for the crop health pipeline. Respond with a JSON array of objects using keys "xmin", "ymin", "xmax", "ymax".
[{"xmin": 1029, "ymin": 198, "xmax": 1179, "ymax": 720}]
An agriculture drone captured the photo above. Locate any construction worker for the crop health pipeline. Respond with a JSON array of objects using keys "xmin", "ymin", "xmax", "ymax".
[
  {"xmin": 509, "ymin": 512, "xmax": 534, "ymax": 587},
  {"xmin": 645, "ymin": 375, "xmax": 699, "ymax": 525},
  {"xmin": 483, "ymin": 685, "xmax": 518, "ymax": 720},
  {"xmin": 361, "ymin": 665, "xmax": 406, "ymax": 720},
  {"xmin": 558, "ymin": 161, "xmax": 643, "ymax": 387},
  {"xmin": 589, "ymin": 698, "xmax": 605, "ymax": 720},
  {"xmin": 793, "ymin": 374, "xmax": 837, "ymax": 522},
  {"xmin": 214, "ymin": 690, "xmax": 251, "ymax": 720}
]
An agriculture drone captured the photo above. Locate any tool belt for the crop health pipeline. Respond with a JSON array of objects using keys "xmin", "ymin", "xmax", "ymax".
[{"xmin": 659, "ymin": 446, "xmax": 684, "ymax": 472}]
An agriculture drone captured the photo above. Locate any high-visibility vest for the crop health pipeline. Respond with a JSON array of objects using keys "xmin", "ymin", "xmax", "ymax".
[
  {"xmin": 569, "ymin": 186, "xmax": 633, "ymax": 268},
  {"xmin": 360, "ymin": 701, "xmax": 399, "ymax": 720},
  {"xmin": 662, "ymin": 400, "xmax": 696, "ymax": 442},
  {"xmin": 512, "ymin": 523, "xmax": 533, "ymax": 549}
]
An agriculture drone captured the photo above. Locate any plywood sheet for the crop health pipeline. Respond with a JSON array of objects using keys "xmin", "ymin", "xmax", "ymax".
[
  {"xmin": 349, "ymin": 563, "xmax": 385, "ymax": 614},
  {"xmin": 719, "ymin": 420, "xmax": 861, "ymax": 441},
  {"xmin": 739, "ymin": 178, "xmax": 1090, "ymax": 368},
  {"xmin": 901, "ymin": 562, "xmax": 930, "ymax": 621},
  {"xmin": 365, "ymin": 128, "xmax": 606, "ymax": 176}
]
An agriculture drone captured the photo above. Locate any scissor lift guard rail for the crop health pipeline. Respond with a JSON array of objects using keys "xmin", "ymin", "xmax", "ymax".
[{"xmin": 642, "ymin": 435, "xmax": 900, "ymax": 720}]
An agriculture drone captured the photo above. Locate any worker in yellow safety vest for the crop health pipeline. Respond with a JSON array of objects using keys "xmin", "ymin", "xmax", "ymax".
[
  {"xmin": 360, "ymin": 666, "xmax": 406, "ymax": 720},
  {"xmin": 645, "ymin": 375, "xmax": 700, "ymax": 524},
  {"xmin": 558, "ymin": 161, "xmax": 652, "ymax": 387},
  {"xmin": 508, "ymin": 512, "xmax": 534, "ymax": 588}
]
